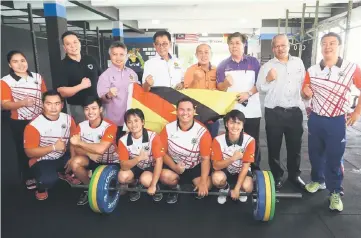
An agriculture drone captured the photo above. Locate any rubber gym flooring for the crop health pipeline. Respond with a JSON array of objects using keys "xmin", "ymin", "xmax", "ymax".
[{"xmin": 2, "ymin": 102, "xmax": 361, "ymax": 238}]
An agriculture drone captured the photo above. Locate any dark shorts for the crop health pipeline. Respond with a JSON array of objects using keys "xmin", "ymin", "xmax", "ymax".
[
  {"xmin": 87, "ymin": 159, "xmax": 120, "ymax": 171},
  {"xmin": 130, "ymin": 166, "xmax": 154, "ymax": 179},
  {"xmin": 217, "ymin": 169, "xmax": 253, "ymax": 186},
  {"xmin": 165, "ymin": 163, "xmax": 210, "ymax": 185}
]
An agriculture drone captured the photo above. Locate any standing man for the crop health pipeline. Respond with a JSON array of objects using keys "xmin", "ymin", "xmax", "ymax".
[
  {"xmin": 256, "ymin": 34, "xmax": 306, "ymax": 189},
  {"xmin": 97, "ymin": 41, "xmax": 138, "ymax": 140},
  {"xmin": 216, "ymin": 32, "xmax": 262, "ymax": 170},
  {"xmin": 56, "ymin": 31, "xmax": 102, "ymax": 123},
  {"xmin": 183, "ymin": 43, "xmax": 219, "ymax": 138},
  {"xmin": 142, "ymin": 31, "xmax": 184, "ymax": 91},
  {"xmin": 302, "ymin": 32, "xmax": 361, "ymax": 212}
]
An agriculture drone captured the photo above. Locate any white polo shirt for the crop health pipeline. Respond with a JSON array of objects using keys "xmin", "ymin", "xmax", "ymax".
[{"xmin": 142, "ymin": 53, "xmax": 184, "ymax": 88}]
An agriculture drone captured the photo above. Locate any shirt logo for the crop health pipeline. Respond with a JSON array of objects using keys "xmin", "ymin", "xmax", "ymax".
[
  {"xmin": 34, "ymin": 80, "xmax": 39, "ymax": 84},
  {"xmin": 61, "ymin": 124, "xmax": 66, "ymax": 129},
  {"xmin": 144, "ymin": 146, "xmax": 150, "ymax": 151},
  {"xmin": 191, "ymin": 138, "xmax": 198, "ymax": 144},
  {"xmin": 88, "ymin": 64, "xmax": 93, "ymax": 70},
  {"xmin": 338, "ymin": 71, "xmax": 345, "ymax": 77},
  {"xmin": 98, "ymin": 135, "xmax": 103, "ymax": 140},
  {"xmin": 107, "ymin": 134, "xmax": 113, "ymax": 139}
]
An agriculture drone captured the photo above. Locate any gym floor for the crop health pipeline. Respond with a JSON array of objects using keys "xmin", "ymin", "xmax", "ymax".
[{"xmin": 2, "ymin": 102, "xmax": 361, "ymax": 238}]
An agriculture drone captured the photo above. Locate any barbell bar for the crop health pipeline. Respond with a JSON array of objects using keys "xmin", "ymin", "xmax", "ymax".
[
  {"xmin": 73, "ymin": 165, "xmax": 303, "ymax": 222},
  {"xmin": 72, "ymin": 184, "xmax": 302, "ymax": 199}
]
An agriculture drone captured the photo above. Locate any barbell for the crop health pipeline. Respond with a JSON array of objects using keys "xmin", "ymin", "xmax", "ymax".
[{"xmin": 71, "ymin": 165, "xmax": 303, "ymax": 222}]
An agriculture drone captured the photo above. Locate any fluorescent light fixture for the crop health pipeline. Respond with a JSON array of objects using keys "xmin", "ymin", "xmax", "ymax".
[{"xmin": 202, "ymin": 32, "xmax": 208, "ymax": 36}]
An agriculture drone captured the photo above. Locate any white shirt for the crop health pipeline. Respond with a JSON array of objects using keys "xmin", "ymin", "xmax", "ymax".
[{"xmin": 142, "ymin": 53, "xmax": 184, "ymax": 88}]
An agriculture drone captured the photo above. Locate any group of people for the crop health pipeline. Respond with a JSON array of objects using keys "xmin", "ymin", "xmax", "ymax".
[{"xmin": 1, "ymin": 29, "xmax": 360, "ymax": 212}]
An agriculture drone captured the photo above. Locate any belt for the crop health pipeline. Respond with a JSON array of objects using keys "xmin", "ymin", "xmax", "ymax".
[{"xmin": 274, "ymin": 106, "xmax": 299, "ymax": 111}]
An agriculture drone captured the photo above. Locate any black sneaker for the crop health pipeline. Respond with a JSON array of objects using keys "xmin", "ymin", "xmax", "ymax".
[
  {"xmin": 166, "ymin": 185, "xmax": 180, "ymax": 204},
  {"xmin": 153, "ymin": 184, "xmax": 163, "ymax": 202},
  {"xmin": 26, "ymin": 179, "xmax": 37, "ymax": 190},
  {"xmin": 77, "ymin": 191, "xmax": 88, "ymax": 205},
  {"xmin": 193, "ymin": 185, "xmax": 205, "ymax": 199},
  {"xmin": 129, "ymin": 183, "xmax": 142, "ymax": 202}
]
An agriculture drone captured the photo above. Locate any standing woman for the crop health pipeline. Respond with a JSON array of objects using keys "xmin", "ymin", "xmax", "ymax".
[{"xmin": 1, "ymin": 50, "xmax": 47, "ymax": 189}]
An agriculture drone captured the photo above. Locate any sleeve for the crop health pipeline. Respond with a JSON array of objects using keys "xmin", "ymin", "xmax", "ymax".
[
  {"xmin": 70, "ymin": 117, "xmax": 77, "ymax": 136},
  {"xmin": 74, "ymin": 125, "xmax": 81, "ymax": 135},
  {"xmin": 211, "ymin": 139, "xmax": 223, "ymax": 161},
  {"xmin": 40, "ymin": 76, "xmax": 47, "ymax": 93},
  {"xmin": 199, "ymin": 131, "xmax": 212, "ymax": 157},
  {"xmin": 183, "ymin": 67, "xmax": 194, "ymax": 88},
  {"xmin": 302, "ymin": 71, "xmax": 311, "ymax": 90},
  {"xmin": 97, "ymin": 72, "xmax": 110, "ymax": 98},
  {"xmin": 216, "ymin": 62, "xmax": 225, "ymax": 84},
  {"xmin": 151, "ymin": 134, "xmax": 166, "ymax": 158},
  {"xmin": 101, "ymin": 124, "xmax": 117, "ymax": 143},
  {"xmin": 159, "ymin": 127, "xmax": 168, "ymax": 153},
  {"xmin": 300, "ymin": 60, "xmax": 306, "ymax": 85},
  {"xmin": 1, "ymin": 80, "xmax": 13, "ymax": 102},
  {"xmin": 253, "ymin": 58, "xmax": 261, "ymax": 83},
  {"xmin": 55, "ymin": 62, "xmax": 68, "ymax": 88},
  {"xmin": 117, "ymin": 140, "xmax": 129, "ymax": 161},
  {"xmin": 242, "ymin": 139, "xmax": 255, "ymax": 163},
  {"xmin": 24, "ymin": 125, "xmax": 40, "ymax": 149},
  {"xmin": 352, "ymin": 65, "xmax": 361, "ymax": 89},
  {"xmin": 142, "ymin": 60, "xmax": 151, "ymax": 83}
]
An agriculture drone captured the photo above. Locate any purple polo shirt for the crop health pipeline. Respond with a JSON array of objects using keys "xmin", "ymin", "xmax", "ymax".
[
  {"xmin": 97, "ymin": 64, "xmax": 138, "ymax": 126},
  {"xmin": 216, "ymin": 55, "xmax": 260, "ymax": 84}
]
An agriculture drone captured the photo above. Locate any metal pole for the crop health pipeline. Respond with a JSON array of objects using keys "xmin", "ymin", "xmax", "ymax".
[
  {"xmin": 311, "ymin": 0, "xmax": 319, "ymax": 65},
  {"xmin": 96, "ymin": 27, "xmax": 102, "ymax": 68},
  {"xmin": 278, "ymin": 18, "xmax": 281, "ymax": 34},
  {"xmin": 299, "ymin": 3, "xmax": 306, "ymax": 58},
  {"xmin": 285, "ymin": 9, "xmax": 289, "ymax": 35},
  {"xmin": 343, "ymin": 0, "xmax": 353, "ymax": 58},
  {"xmin": 27, "ymin": 3, "xmax": 39, "ymax": 73},
  {"xmin": 101, "ymin": 32, "xmax": 107, "ymax": 69},
  {"xmin": 83, "ymin": 21, "xmax": 88, "ymax": 54}
]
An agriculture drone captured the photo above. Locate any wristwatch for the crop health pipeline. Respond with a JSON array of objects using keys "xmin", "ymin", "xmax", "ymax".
[{"xmin": 247, "ymin": 91, "xmax": 253, "ymax": 97}]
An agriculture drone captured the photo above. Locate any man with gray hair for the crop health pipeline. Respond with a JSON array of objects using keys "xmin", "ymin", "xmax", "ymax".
[
  {"xmin": 97, "ymin": 41, "xmax": 138, "ymax": 140},
  {"xmin": 256, "ymin": 34, "xmax": 306, "ymax": 190}
]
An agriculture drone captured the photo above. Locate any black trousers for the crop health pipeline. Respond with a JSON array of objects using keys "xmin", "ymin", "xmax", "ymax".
[
  {"xmin": 244, "ymin": 117, "xmax": 261, "ymax": 170},
  {"xmin": 265, "ymin": 107, "xmax": 303, "ymax": 179},
  {"xmin": 9, "ymin": 119, "xmax": 32, "ymax": 181}
]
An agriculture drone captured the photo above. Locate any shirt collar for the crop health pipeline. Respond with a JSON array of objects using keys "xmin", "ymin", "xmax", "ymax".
[
  {"xmin": 319, "ymin": 57, "xmax": 343, "ymax": 70},
  {"xmin": 177, "ymin": 119, "xmax": 195, "ymax": 131},
  {"xmin": 225, "ymin": 130, "xmax": 244, "ymax": 147},
  {"xmin": 110, "ymin": 63, "xmax": 127, "ymax": 72},
  {"xmin": 229, "ymin": 54, "xmax": 248, "ymax": 63},
  {"xmin": 126, "ymin": 128, "xmax": 149, "ymax": 146},
  {"xmin": 10, "ymin": 70, "xmax": 33, "ymax": 81},
  {"xmin": 155, "ymin": 52, "xmax": 173, "ymax": 60},
  {"xmin": 272, "ymin": 54, "xmax": 294, "ymax": 63},
  {"xmin": 197, "ymin": 62, "xmax": 212, "ymax": 71}
]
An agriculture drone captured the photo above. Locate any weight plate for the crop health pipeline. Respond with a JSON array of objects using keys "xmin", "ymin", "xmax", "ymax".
[
  {"xmin": 267, "ymin": 171, "xmax": 276, "ymax": 220},
  {"xmin": 253, "ymin": 170, "xmax": 266, "ymax": 221},
  {"xmin": 262, "ymin": 171, "xmax": 272, "ymax": 221},
  {"xmin": 88, "ymin": 165, "xmax": 106, "ymax": 213}
]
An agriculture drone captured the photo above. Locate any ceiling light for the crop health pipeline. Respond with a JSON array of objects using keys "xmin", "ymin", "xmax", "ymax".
[
  {"xmin": 152, "ymin": 20, "xmax": 160, "ymax": 24},
  {"xmin": 202, "ymin": 32, "xmax": 208, "ymax": 36}
]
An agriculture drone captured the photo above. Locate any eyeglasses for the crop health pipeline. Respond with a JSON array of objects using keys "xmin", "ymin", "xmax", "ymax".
[
  {"xmin": 273, "ymin": 45, "xmax": 288, "ymax": 49},
  {"xmin": 155, "ymin": 42, "xmax": 169, "ymax": 48}
]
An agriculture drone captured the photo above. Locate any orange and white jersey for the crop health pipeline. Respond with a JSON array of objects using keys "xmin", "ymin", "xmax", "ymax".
[
  {"xmin": 24, "ymin": 113, "xmax": 76, "ymax": 167},
  {"xmin": 118, "ymin": 129, "xmax": 165, "ymax": 169},
  {"xmin": 76, "ymin": 119, "xmax": 119, "ymax": 164},
  {"xmin": 212, "ymin": 133, "xmax": 255, "ymax": 175},
  {"xmin": 160, "ymin": 120, "xmax": 212, "ymax": 169},
  {"xmin": 1, "ymin": 72, "xmax": 47, "ymax": 120},
  {"xmin": 303, "ymin": 58, "xmax": 361, "ymax": 117}
]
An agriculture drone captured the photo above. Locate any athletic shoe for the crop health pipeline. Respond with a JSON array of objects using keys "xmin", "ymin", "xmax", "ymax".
[
  {"xmin": 153, "ymin": 184, "xmax": 163, "ymax": 202},
  {"xmin": 239, "ymin": 195, "xmax": 248, "ymax": 202},
  {"xmin": 217, "ymin": 183, "xmax": 230, "ymax": 204},
  {"xmin": 305, "ymin": 181, "xmax": 326, "ymax": 193},
  {"xmin": 26, "ymin": 179, "xmax": 37, "ymax": 190},
  {"xmin": 329, "ymin": 192, "xmax": 343, "ymax": 212},
  {"xmin": 129, "ymin": 182, "xmax": 142, "ymax": 202},
  {"xmin": 35, "ymin": 190, "xmax": 48, "ymax": 200},
  {"xmin": 166, "ymin": 184, "xmax": 180, "ymax": 204},
  {"xmin": 77, "ymin": 191, "xmax": 88, "ymax": 205}
]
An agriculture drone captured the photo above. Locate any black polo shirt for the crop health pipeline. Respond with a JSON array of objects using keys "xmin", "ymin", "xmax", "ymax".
[{"xmin": 56, "ymin": 54, "xmax": 102, "ymax": 105}]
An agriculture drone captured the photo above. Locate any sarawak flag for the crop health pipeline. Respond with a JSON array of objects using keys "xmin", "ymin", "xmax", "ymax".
[{"xmin": 126, "ymin": 84, "xmax": 238, "ymax": 133}]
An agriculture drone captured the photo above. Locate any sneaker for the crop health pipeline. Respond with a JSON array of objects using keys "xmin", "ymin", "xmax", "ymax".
[
  {"xmin": 129, "ymin": 182, "xmax": 142, "ymax": 202},
  {"xmin": 305, "ymin": 181, "xmax": 326, "ymax": 193},
  {"xmin": 35, "ymin": 190, "xmax": 48, "ymax": 200},
  {"xmin": 166, "ymin": 185, "xmax": 180, "ymax": 204},
  {"xmin": 153, "ymin": 184, "xmax": 163, "ymax": 202},
  {"xmin": 217, "ymin": 183, "xmax": 230, "ymax": 204},
  {"xmin": 26, "ymin": 179, "xmax": 37, "ymax": 190},
  {"xmin": 194, "ymin": 185, "xmax": 205, "ymax": 200},
  {"xmin": 329, "ymin": 192, "xmax": 343, "ymax": 212},
  {"xmin": 58, "ymin": 173, "xmax": 82, "ymax": 186},
  {"xmin": 77, "ymin": 191, "xmax": 88, "ymax": 205},
  {"xmin": 239, "ymin": 195, "xmax": 248, "ymax": 202}
]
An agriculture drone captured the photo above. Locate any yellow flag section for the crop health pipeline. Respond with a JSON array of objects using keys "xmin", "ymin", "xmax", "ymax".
[{"xmin": 128, "ymin": 84, "xmax": 238, "ymax": 133}]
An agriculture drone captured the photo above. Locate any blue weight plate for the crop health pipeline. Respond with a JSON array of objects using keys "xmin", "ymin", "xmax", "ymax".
[{"xmin": 253, "ymin": 170, "xmax": 266, "ymax": 221}]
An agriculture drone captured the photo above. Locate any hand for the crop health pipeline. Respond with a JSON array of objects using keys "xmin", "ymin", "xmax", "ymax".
[
  {"xmin": 236, "ymin": 92, "xmax": 250, "ymax": 103},
  {"xmin": 88, "ymin": 153, "xmax": 101, "ymax": 163},
  {"xmin": 194, "ymin": 181, "xmax": 209, "ymax": 197},
  {"xmin": 147, "ymin": 185, "xmax": 157, "ymax": 195},
  {"xmin": 303, "ymin": 84, "xmax": 313, "ymax": 98},
  {"xmin": 21, "ymin": 96, "xmax": 34, "ymax": 107},
  {"xmin": 230, "ymin": 188, "xmax": 240, "ymax": 200},
  {"xmin": 175, "ymin": 82, "xmax": 184, "ymax": 90},
  {"xmin": 108, "ymin": 87, "xmax": 118, "ymax": 98},
  {"xmin": 225, "ymin": 74, "xmax": 233, "ymax": 87},
  {"xmin": 145, "ymin": 75, "xmax": 154, "ymax": 86},
  {"xmin": 137, "ymin": 149, "xmax": 149, "ymax": 162},
  {"xmin": 80, "ymin": 77, "xmax": 92, "ymax": 89},
  {"xmin": 70, "ymin": 134, "xmax": 81, "ymax": 146},
  {"xmin": 232, "ymin": 150, "xmax": 243, "ymax": 161},
  {"xmin": 176, "ymin": 161, "xmax": 186, "ymax": 174},
  {"xmin": 54, "ymin": 138, "xmax": 66, "ymax": 152},
  {"xmin": 346, "ymin": 111, "xmax": 360, "ymax": 126},
  {"xmin": 266, "ymin": 68, "xmax": 277, "ymax": 82}
]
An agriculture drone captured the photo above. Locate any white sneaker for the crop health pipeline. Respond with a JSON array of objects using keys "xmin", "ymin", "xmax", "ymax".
[
  {"xmin": 217, "ymin": 185, "xmax": 230, "ymax": 204},
  {"xmin": 239, "ymin": 195, "xmax": 248, "ymax": 202}
]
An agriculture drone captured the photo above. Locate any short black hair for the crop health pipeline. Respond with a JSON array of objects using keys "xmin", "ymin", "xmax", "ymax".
[
  {"xmin": 82, "ymin": 96, "xmax": 102, "ymax": 108},
  {"xmin": 321, "ymin": 32, "xmax": 342, "ymax": 45},
  {"xmin": 7, "ymin": 50, "xmax": 27, "ymax": 63},
  {"xmin": 227, "ymin": 32, "xmax": 248, "ymax": 44},
  {"xmin": 176, "ymin": 98, "xmax": 196, "ymax": 109},
  {"xmin": 153, "ymin": 31, "xmax": 171, "ymax": 43},
  {"xmin": 223, "ymin": 110, "xmax": 246, "ymax": 126},
  {"xmin": 124, "ymin": 108, "xmax": 145, "ymax": 123},
  {"xmin": 42, "ymin": 90, "xmax": 64, "ymax": 103},
  {"xmin": 61, "ymin": 31, "xmax": 79, "ymax": 43},
  {"xmin": 109, "ymin": 41, "xmax": 127, "ymax": 53}
]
